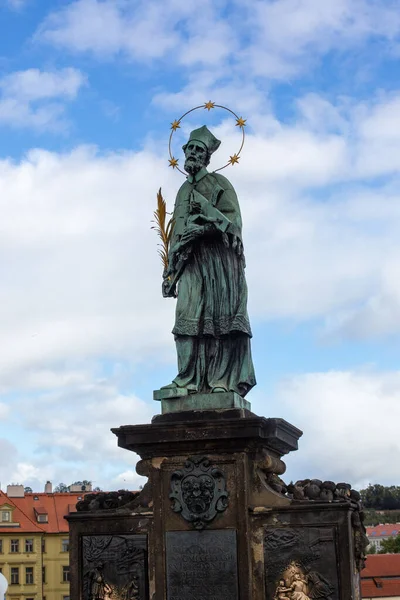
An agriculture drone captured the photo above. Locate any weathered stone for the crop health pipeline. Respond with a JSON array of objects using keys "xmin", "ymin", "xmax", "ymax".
[
  {"xmin": 157, "ymin": 390, "xmax": 251, "ymax": 413},
  {"xmin": 166, "ymin": 530, "xmax": 239, "ymax": 600},
  {"xmin": 153, "ymin": 387, "xmax": 189, "ymax": 400}
]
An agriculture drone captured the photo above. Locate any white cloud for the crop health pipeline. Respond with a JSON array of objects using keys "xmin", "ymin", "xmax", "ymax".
[
  {"xmin": 272, "ymin": 369, "xmax": 400, "ymax": 488},
  {"xmin": 37, "ymin": 0, "xmax": 233, "ymax": 65},
  {"xmin": 0, "ymin": 68, "xmax": 86, "ymax": 131},
  {"xmin": 0, "ymin": 68, "xmax": 85, "ymax": 102},
  {"xmin": 0, "ymin": 91, "xmax": 399, "ymax": 390},
  {"xmin": 0, "ymin": 403, "xmax": 10, "ymax": 420},
  {"xmin": 0, "ymin": 89, "xmax": 400, "ymax": 487},
  {"xmin": 245, "ymin": 0, "xmax": 400, "ymax": 78},
  {"xmin": 35, "ymin": 0, "xmax": 400, "ymax": 84}
]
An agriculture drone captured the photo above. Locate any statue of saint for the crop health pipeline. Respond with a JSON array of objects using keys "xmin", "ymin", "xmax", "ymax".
[{"xmin": 162, "ymin": 125, "xmax": 256, "ymax": 397}]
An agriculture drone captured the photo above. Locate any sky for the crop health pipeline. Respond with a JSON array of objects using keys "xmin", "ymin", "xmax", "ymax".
[{"xmin": 1, "ymin": 0, "xmax": 400, "ymax": 493}]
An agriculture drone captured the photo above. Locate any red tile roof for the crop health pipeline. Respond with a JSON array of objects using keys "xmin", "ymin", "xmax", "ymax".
[
  {"xmin": 362, "ymin": 578, "xmax": 400, "ymax": 598},
  {"xmin": 0, "ymin": 491, "xmax": 82, "ymax": 533},
  {"xmin": 361, "ymin": 554, "xmax": 400, "ymax": 598},
  {"xmin": 362, "ymin": 554, "xmax": 400, "ymax": 578},
  {"xmin": 0, "ymin": 491, "xmax": 43, "ymax": 533},
  {"xmin": 367, "ymin": 524, "xmax": 400, "ymax": 538}
]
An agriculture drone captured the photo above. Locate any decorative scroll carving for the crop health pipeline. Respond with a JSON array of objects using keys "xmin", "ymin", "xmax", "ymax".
[
  {"xmin": 169, "ymin": 456, "xmax": 228, "ymax": 529},
  {"xmin": 82, "ymin": 534, "xmax": 147, "ymax": 600},
  {"xmin": 264, "ymin": 527, "xmax": 337, "ymax": 600}
]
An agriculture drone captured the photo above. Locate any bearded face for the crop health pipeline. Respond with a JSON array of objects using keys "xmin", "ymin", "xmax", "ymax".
[{"xmin": 184, "ymin": 141, "xmax": 209, "ymax": 175}]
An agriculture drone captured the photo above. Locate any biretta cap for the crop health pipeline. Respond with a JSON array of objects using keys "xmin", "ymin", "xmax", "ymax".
[{"xmin": 182, "ymin": 125, "xmax": 221, "ymax": 155}]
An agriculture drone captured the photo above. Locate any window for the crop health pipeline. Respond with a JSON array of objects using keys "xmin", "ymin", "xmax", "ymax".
[
  {"xmin": 37, "ymin": 514, "xmax": 48, "ymax": 523},
  {"xmin": 10, "ymin": 539, "xmax": 19, "ymax": 553},
  {"xmin": 25, "ymin": 538, "xmax": 34, "ymax": 553},
  {"xmin": 62, "ymin": 565, "xmax": 70, "ymax": 582},
  {"xmin": 1, "ymin": 511, "xmax": 10, "ymax": 522},
  {"xmin": 10, "ymin": 567, "xmax": 19, "ymax": 584},
  {"xmin": 63, "ymin": 596, "xmax": 70, "ymax": 600},
  {"xmin": 41, "ymin": 538, "xmax": 46, "ymax": 553},
  {"xmin": 42, "ymin": 566, "xmax": 46, "ymax": 583},
  {"xmin": 25, "ymin": 567, "xmax": 34, "ymax": 584},
  {"xmin": 61, "ymin": 539, "xmax": 69, "ymax": 553},
  {"xmin": 0, "ymin": 539, "xmax": 2, "ymax": 553},
  {"xmin": 26, "ymin": 597, "xmax": 34, "ymax": 600}
]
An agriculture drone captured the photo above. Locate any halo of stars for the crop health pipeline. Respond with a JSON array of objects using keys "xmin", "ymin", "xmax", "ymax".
[{"xmin": 168, "ymin": 101, "xmax": 247, "ymax": 175}]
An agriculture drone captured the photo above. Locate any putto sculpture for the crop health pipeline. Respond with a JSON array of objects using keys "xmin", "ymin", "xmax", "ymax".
[{"xmin": 153, "ymin": 102, "xmax": 256, "ymax": 400}]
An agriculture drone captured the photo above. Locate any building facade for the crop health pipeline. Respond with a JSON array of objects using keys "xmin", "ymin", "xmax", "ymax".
[
  {"xmin": 367, "ymin": 525, "xmax": 400, "ymax": 552},
  {"xmin": 0, "ymin": 484, "xmax": 84, "ymax": 600}
]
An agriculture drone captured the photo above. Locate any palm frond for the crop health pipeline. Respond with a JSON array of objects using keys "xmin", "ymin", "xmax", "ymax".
[{"xmin": 151, "ymin": 188, "xmax": 174, "ymax": 270}]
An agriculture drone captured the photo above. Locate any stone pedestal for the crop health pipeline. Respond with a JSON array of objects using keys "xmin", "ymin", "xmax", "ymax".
[{"xmin": 67, "ymin": 407, "xmax": 365, "ymax": 600}]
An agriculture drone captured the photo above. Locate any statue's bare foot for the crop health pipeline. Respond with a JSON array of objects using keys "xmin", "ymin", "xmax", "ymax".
[{"xmin": 211, "ymin": 387, "xmax": 226, "ymax": 393}]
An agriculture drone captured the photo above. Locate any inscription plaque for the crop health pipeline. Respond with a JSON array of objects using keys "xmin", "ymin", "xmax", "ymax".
[
  {"xmin": 166, "ymin": 530, "xmax": 238, "ymax": 600},
  {"xmin": 82, "ymin": 534, "xmax": 148, "ymax": 600}
]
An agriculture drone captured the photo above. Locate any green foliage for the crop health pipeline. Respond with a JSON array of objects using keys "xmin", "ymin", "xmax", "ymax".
[
  {"xmin": 24, "ymin": 486, "xmax": 33, "ymax": 493},
  {"xmin": 366, "ymin": 544, "xmax": 376, "ymax": 554},
  {"xmin": 363, "ymin": 509, "xmax": 400, "ymax": 526},
  {"xmin": 54, "ymin": 482, "xmax": 69, "ymax": 493},
  {"xmin": 379, "ymin": 534, "xmax": 400, "ymax": 554},
  {"xmin": 360, "ymin": 484, "xmax": 400, "ymax": 510}
]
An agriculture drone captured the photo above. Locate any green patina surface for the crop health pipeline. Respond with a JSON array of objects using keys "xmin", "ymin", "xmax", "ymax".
[
  {"xmin": 157, "ymin": 391, "xmax": 251, "ymax": 414},
  {"xmin": 157, "ymin": 125, "xmax": 256, "ymax": 402}
]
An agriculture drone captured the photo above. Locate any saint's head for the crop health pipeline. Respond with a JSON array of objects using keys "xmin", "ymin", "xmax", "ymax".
[{"xmin": 182, "ymin": 125, "xmax": 221, "ymax": 176}]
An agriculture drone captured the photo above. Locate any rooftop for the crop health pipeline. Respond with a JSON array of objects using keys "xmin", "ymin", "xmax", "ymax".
[
  {"xmin": 361, "ymin": 554, "xmax": 400, "ymax": 598},
  {"xmin": 0, "ymin": 490, "xmax": 81, "ymax": 534}
]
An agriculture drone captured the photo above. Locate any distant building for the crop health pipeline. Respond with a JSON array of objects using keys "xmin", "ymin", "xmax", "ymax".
[
  {"xmin": 361, "ymin": 554, "xmax": 400, "ymax": 599},
  {"xmin": 367, "ymin": 525, "xmax": 400, "ymax": 551},
  {"xmin": 0, "ymin": 482, "xmax": 85, "ymax": 600}
]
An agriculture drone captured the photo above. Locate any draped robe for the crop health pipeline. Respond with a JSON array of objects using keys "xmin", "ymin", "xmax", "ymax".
[{"xmin": 167, "ymin": 167, "xmax": 256, "ymax": 396}]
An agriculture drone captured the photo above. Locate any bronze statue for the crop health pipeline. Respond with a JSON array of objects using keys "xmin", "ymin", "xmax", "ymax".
[{"xmin": 160, "ymin": 125, "xmax": 256, "ymax": 397}]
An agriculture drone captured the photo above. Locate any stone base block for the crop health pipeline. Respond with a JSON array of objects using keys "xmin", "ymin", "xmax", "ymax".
[
  {"xmin": 157, "ymin": 391, "xmax": 251, "ymax": 414},
  {"xmin": 153, "ymin": 387, "xmax": 189, "ymax": 400}
]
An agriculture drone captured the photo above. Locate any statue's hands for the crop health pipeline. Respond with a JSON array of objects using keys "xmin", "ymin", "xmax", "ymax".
[
  {"xmin": 162, "ymin": 268, "xmax": 176, "ymax": 298},
  {"xmin": 180, "ymin": 224, "xmax": 204, "ymax": 246}
]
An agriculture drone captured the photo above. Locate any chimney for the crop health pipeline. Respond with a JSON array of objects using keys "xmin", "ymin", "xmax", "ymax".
[
  {"xmin": 44, "ymin": 481, "xmax": 52, "ymax": 494},
  {"xmin": 69, "ymin": 483, "xmax": 92, "ymax": 493},
  {"xmin": 6, "ymin": 485, "xmax": 24, "ymax": 498}
]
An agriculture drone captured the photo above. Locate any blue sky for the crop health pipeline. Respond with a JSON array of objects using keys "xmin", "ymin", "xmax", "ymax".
[{"xmin": 1, "ymin": 0, "xmax": 400, "ymax": 491}]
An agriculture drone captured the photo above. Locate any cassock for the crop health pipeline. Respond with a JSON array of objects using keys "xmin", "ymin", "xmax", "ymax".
[{"xmin": 168, "ymin": 167, "xmax": 256, "ymax": 396}]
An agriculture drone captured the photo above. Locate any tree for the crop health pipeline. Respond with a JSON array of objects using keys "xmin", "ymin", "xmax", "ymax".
[
  {"xmin": 24, "ymin": 486, "xmax": 33, "ymax": 493},
  {"xmin": 54, "ymin": 483, "xmax": 69, "ymax": 493},
  {"xmin": 379, "ymin": 534, "xmax": 400, "ymax": 554},
  {"xmin": 360, "ymin": 484, "xmax": 400, "ymax": 510},
  {"xmin": 366, "ymin": 544, "xmax": 376, "ymax": 555}
]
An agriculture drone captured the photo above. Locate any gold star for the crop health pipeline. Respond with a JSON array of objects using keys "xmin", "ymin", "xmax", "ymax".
[
  {"xmin": 204, "ymin": 100, "xmax": 215, "ymax": 111},
  {"xmin": 229, "ymin": 154, "xmax": 240, "ymax": 165},
  {"xmin": 169, "ymin": 157, "xmax": 179, "ymax": 169},
  {"xmin": 171, "ymin": 120, "xmax": 181, "ymax": 131},
  {"xmin": 235, "ymin": 117, "xmax": 246, "ymax": 128}
]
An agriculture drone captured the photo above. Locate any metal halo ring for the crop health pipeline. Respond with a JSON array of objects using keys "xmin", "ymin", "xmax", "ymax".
[{"xmin": 168, "ymin": 101, "xmax": 246, "ymax": 175}]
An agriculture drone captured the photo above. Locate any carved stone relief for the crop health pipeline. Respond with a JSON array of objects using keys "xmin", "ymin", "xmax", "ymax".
[
  {"xmin": 82, "ymin": 534, "xmax": 147, "ymax": 600},
  {"xmin": 264, "ymin": 527, "xmax": 338, "ymax": 600}
]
